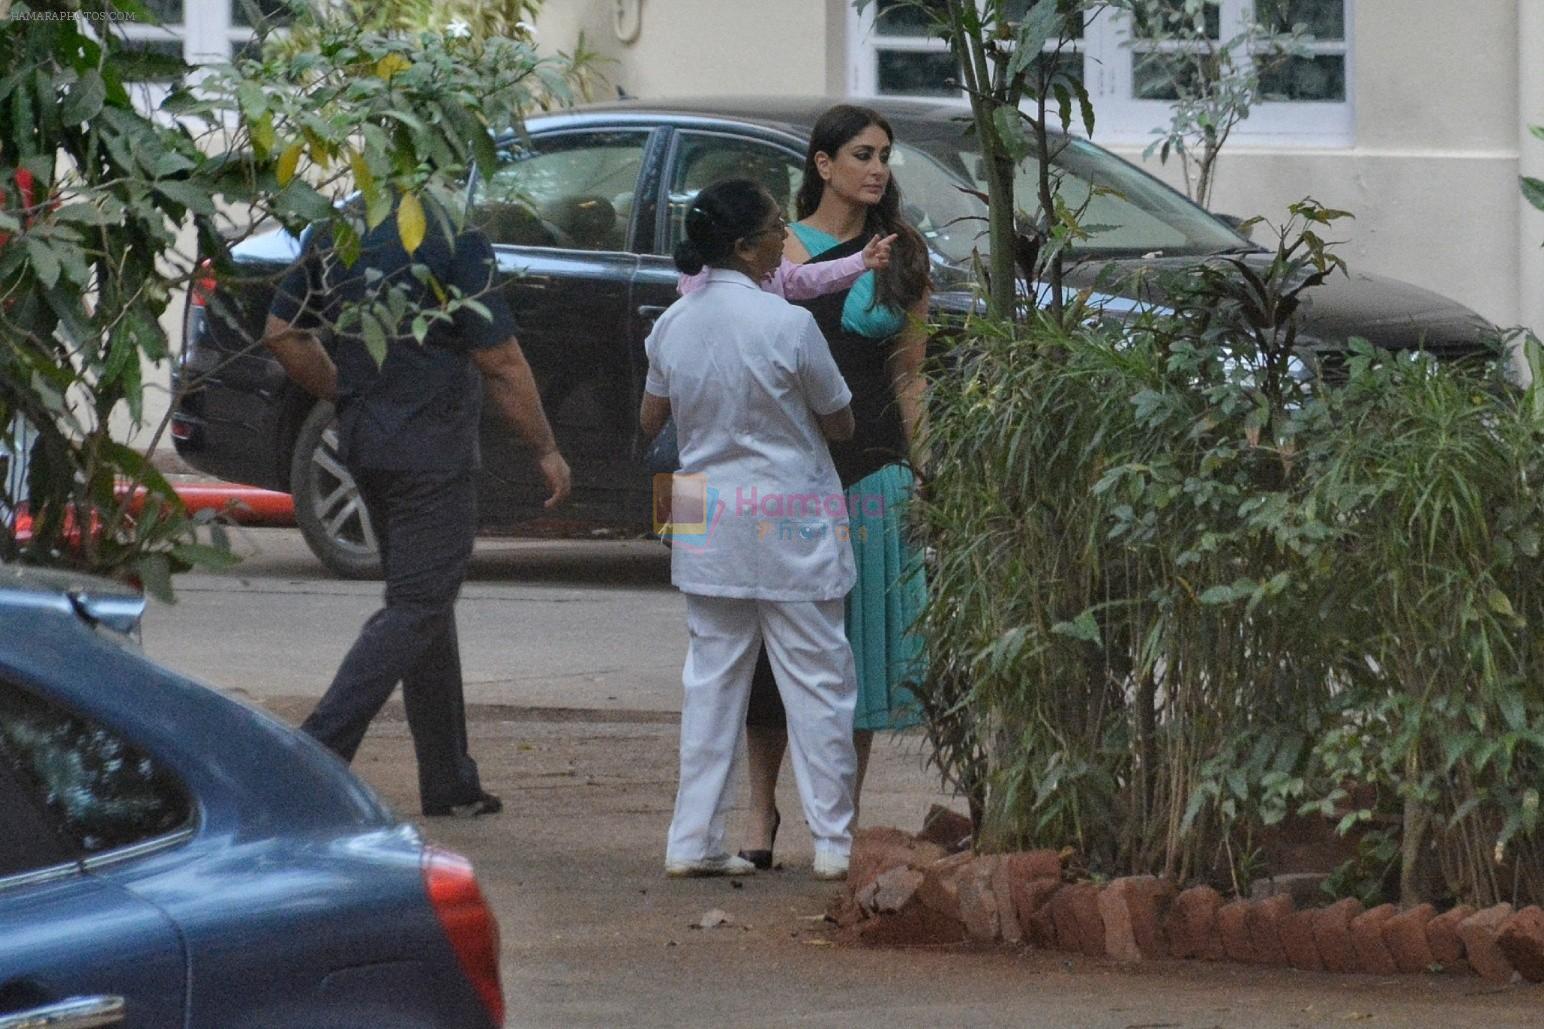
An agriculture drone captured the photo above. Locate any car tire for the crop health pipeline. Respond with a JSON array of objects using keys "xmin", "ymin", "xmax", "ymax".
[{"xmin": 290, "ymin": 403, "xmax": 384, "ymax": 580}]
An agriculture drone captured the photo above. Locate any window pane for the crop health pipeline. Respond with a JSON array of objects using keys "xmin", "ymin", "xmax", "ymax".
[
  {"xmin": 475, "ymin": 132, "xmax": 647, "ymax": 250},
  {"xmin": 877, "ymin": 49, "xmax": 960, "ymax": 97},
  {"xmin": 874, "ymin": 0, "xmax": 941, "ymax": 37},
  {"xmin": 137, "ymin": 0, "xmax": 183, "ymax": 23},
  {"xmin": 665, "ymin": 134, "xmax": 805, "ymax": 252},
  {"xmin": 1131, "ymin": 1, "xmax": 1221, "ymax": 40},
  {"xmin": 0, "ymin": 682, "xmax": 192, "ymax": 856},
  {"xmin": 1255, "ymin": 0, "xmax": 1343, "ymax": 39},
  {"xmin": 233, "ymin": 0, "xmax": 294, "ymax": 28},
  {"xmin": 894, "ymin": 134, "xmax": 1243, "ymax": 264},
  {"xmin": 1132, "ymin": 51, "xmax": 1217, "ymax": 100},
  {"xmin": 0, "ymin": 761, "xmax": 74, "ymax": 877},
  {"xmin": 1003, "ymin": 0, "xmax": 1085, "ymax": 39},
  {"xmin": 1258, "ymin": 53, "xmax": 1345, "ymax": 101}
]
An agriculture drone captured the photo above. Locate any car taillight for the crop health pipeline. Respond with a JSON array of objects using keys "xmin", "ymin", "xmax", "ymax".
[
  {"xmin": 190, "ymin": 259, "xmax": 217, "ymax": 308},
  {"xmin": 421, "ymin": 846, "xmax": 504, "ymax": 1028}
]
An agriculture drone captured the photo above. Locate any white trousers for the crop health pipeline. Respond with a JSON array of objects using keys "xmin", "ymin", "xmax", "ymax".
[{"xmin": 665, "ymin": 595, "xmax": 858, "ymax": 863}]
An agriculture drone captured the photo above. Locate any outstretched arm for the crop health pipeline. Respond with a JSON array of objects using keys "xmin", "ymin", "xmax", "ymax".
[{"xmin": 779, "ymin": 234, "xmax": 897, "ymax": 301}]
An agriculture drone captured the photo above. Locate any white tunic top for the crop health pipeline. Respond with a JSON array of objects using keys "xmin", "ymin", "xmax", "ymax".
[{"xmin": 644, "ymin": 269, "xmax": 856, "ymax": 601}]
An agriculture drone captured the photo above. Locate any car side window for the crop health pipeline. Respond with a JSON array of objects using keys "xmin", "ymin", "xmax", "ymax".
[
  {"xmin": 0, "ymin": 680, "xmax": 192, "ymax": 857},
  {"xmin": 471, "ymin": 130, "xmax": 649, "ymax": 253},
  {"xmin": 664, "ymin": 133, "xmax": 804, "ymax": 253}
]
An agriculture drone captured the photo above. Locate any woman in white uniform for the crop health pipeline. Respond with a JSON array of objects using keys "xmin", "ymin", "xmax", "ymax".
[{"xmin": 640, "ymin": 179, "xmax": 860, "ymax": 880}]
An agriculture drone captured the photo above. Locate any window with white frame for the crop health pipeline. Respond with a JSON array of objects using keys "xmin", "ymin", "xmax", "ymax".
[
  {"xmin": 115, "ymin": 0, "xmax": 290, "ymax": 77},
  {"xmin": 849, "ymin": 0, "xmax": 1351, "ymax": 147}
]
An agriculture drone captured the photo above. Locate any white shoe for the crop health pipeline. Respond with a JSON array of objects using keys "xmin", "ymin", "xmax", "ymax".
[
  {"xmin": 665, "ymin": 853, "xmax": 758, "ymax": 878},
  {"xmin": 812, "ymin": 852, "xmax": 849, "ymax": 881}
]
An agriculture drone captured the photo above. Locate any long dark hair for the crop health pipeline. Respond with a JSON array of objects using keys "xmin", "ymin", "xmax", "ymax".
[
  {"xmin": 795, "ymin": 104, "xmax": 930, "ymax": 314},
  {"xmin": 673, "ymin": 179, "xmax": 777, "ymax": 275}
]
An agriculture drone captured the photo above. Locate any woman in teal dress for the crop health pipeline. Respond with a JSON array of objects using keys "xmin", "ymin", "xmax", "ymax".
[{"xmin": 737, "ymin": 104, "xmax": 932, "ymax": 870}]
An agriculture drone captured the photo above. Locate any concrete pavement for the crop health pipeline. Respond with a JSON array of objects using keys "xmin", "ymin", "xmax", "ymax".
[{"xmin": 141, "ymin": 528, "xmax": 1544, "ymax": 1028}]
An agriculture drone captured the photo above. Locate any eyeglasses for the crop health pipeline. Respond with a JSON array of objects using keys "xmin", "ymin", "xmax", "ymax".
[{"xmin": 741, "ymin": 217, "xmax": 788, "ymax": 242}]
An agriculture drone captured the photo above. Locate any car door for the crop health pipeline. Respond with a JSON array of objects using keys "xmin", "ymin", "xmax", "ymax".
[
  {"xmin": 468, "ymin": 127, "xmax": 656, "ymax": 527},
  {"xmin": 0, "ymin": 678, "xmax": 189, "ymax": 1029}
]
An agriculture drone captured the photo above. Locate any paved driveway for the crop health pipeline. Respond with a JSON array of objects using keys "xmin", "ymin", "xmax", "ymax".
[{"xmin": 142, "ymin": 529, "xmax": 1544, "ymax": 1028}]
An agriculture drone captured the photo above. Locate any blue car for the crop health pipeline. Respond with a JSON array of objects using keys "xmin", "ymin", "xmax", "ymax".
[{"xmin": 0, "ymin": 566, "xmax": 503, "ymax": 1028}]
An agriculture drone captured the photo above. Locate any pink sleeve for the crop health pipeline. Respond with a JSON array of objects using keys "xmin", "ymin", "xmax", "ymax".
[
  {"xmin": 677, "ymin": 269, "xmax": 708, "ymax": 296},
  {"xmin": 776, "ymin": 250, "xmax": 868, "ymax": 301}
]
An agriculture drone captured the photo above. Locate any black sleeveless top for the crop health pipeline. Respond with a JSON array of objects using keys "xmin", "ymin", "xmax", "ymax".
[{"xmin": 793, "ymin": 236, "xmax": 909, "ymax": 488}]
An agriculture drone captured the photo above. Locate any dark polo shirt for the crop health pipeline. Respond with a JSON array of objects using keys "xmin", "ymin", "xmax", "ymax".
[{"xmin": 271, "ymin": 211, "xmax": 517, "ymax": 472}]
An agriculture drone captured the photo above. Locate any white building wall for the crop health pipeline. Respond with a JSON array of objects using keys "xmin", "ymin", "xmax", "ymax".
[
  {"xmin": 537, "ymin": 0, "xmax": 837, "ymax": 99},
  {"xmin": 1153, "ymin": 0, "xmax": 1528, "ymax": 333}
]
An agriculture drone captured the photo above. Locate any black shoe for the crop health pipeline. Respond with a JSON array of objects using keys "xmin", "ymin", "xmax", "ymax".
[
  {"xmin": 423, "ymin": 790, "xmax": 503, "ymax": 818},
  {"xmin": 737, "ymin": 808, "xmax": 780, "ymax": 871}
]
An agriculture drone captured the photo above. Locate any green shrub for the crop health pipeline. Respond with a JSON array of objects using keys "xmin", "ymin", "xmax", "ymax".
[{"xmin": 916, "ymin": 202, "xmax": 1544, "ymax": 906}]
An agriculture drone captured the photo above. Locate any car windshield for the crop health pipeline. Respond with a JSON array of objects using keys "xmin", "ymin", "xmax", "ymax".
[{"xmin": 893, "ymin": 131, "xmax": 1249, "ymax": 264}]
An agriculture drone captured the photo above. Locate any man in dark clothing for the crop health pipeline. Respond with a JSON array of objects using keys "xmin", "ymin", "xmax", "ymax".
[{"xmin": 261, "ymin": 204, "xmax": 570, "ymax": 817}]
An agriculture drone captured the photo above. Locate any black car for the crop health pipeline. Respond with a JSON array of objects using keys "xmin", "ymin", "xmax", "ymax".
[{"xmin": 171, "ymin": 96, "xmax": 1493, "ymax": 578}]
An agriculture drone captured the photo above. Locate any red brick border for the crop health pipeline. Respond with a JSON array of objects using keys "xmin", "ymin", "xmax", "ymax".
[{"xmin": 833, "ymin": 823, "xmax": 1537, "ymax": 985}]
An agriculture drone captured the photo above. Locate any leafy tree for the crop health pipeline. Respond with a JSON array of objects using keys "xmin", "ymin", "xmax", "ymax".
[
  {"xmin": 0, "ymin": 0, "xmax": 581, "ymax": 595},
  {"xmin": 857, "ymin": 0, "xmax": 1102, "ymax": 325},
  {"xmin": 1108, "ymin": 0, "xmax": 1309, "ymax": 209}
]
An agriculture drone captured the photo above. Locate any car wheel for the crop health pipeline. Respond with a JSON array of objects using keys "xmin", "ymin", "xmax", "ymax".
[{"xmin": 290, "ymin": 403, "xmax": 384, "ymax": 580}]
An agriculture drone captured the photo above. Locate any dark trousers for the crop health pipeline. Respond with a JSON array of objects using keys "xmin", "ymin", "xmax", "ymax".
[{"xmin": 300, "ymin": 466, "xmax": 482, "ymax": 811}]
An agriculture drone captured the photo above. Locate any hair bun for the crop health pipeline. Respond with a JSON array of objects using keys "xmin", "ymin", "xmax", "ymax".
[{"xmin": 673, "ymin": 239, "xmax": 706, "ymax": 276}]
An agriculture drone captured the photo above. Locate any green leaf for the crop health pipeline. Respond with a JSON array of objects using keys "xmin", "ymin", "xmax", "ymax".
[
  {"xmin": 1050, "ymin": 610, "xmax": 1102, "ymax": 645},
  {"xmin": 275, "ymin": 180, "xmax": 335, "ymax": 223},
  {"xmin": 1007, "ymin": 0, "xmax": 1062, "ymax": 79},
  {"xmin": 51, "ymin": 202, "xmax": 112, "ymax": 227},
  {"xmin": 135, "ymin": 553, "xmax": 175, "ymax": 604},
  {"xmin": 249, "ymin": 112, "xmax": 276, "ymax": 158},
  {"xmin": 362, "ymin": 313, "xmax": 388, "ymax": 368},
  {"xmin": 153, "ymin": 180, "xmax": 217, "ymax": 217},
  {"xmin": 1523, "ymin": 176, "xmax": 1544, "ymax": 214},
  {"xmin": 349, "ymin": 148, "xmax": 375, "ymax": 196},
  {"xmin": 170, "ymin": 542, "xmax": 241, "ymax": 571},
  {"xmin": 60, "ymin": 70, "xmax": 106, "ymax": 125},
  {"xmin": 1074, "ymin": 81, "xmax": 1096, "ymax": 137},
  {"xmin": 1499, "ymin": 691, "xmax": 1527, "ymax": 732},
  {"xmin": 991, "ymin": 106, "xmax": 1032, "ymax": 163},
  {"xmin": 365, "ymin": 186, "xmax": 393, "ymax": 231},
  {"xmin": 1179, "ymin": 783, "xmax": 1213, "ymax": 833},
  {"xmin": 1487, "ymin": 588, "xmax": 1516, "ymax": 619},
  {"xmin": 24, "ymin": 238, "xmax": 60, "ymax": 289},
  {"xmin": 1531, "ymin": 125, "xmax": 1544, "ymax": 142},
  {"xmin": 1199, "ymin": 579, "xmax": 1254, "ymax": 605}
]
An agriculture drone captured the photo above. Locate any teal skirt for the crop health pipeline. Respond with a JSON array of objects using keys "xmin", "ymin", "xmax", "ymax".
[{"xmin": 845, "ymin": 463, "xmax": 927, "ymax": 732}]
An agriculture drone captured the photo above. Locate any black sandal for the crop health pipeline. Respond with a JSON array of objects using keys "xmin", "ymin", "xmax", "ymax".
[{"xmin": 737, "ymin": 808, "xmax": 780, "ymax": 871}]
